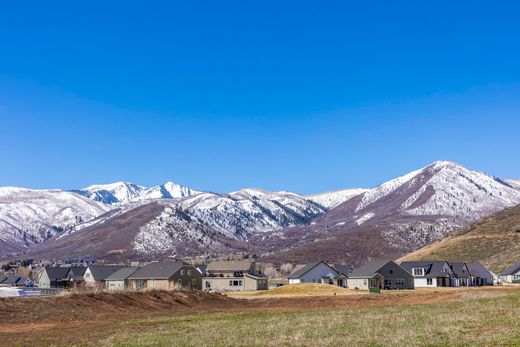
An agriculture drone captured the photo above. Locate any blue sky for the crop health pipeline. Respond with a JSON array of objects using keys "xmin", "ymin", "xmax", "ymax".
[{"xmin": 0, "ymin": 1, "xmax": 519, "ymax": 194}]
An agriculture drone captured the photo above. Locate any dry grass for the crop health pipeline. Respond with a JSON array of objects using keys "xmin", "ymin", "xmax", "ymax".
[
  {"xmin": 100, "ymin": 287, "xmax": 520, "ymax": 347},
  {"xmin": 227, "ymin": 283, "xmax": 363, "ymax": 298}
]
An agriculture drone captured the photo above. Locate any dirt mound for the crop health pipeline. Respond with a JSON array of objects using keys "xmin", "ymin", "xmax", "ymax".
[{"xmin": 0, "ymin": 290, "xmax": 238, "ymax": 324}]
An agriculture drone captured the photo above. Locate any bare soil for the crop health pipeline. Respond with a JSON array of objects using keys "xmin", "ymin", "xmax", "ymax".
[{"xmin": 0, "ymin": 287, "xmax": 515, "ymax": 346}]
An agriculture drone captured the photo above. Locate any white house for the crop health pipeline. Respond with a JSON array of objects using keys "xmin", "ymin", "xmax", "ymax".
[{"xmin": 288, "ymin": 261, "xmax": 339, "ymax": 284}]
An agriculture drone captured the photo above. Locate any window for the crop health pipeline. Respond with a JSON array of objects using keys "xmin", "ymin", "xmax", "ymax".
[
  {"xmin": 384, "ymin": 279, "xmax": 392, "ymax": 286},
  {"xmin": 427, "ymin": 278, "xmax": 433, "ymax": 285},
  {"xmin": 192, "ymin": 279, "xmax": 196, "ymax": 285},
  {"xmin": 389, "ymin": 269, "xmax": 393, "ymax": 275},
  {"xmin": 229, "ymin": 280, "xmax": 241, "ymax": 286},
  {"xmin": 413, "ymin": 268, "xmax": 424, "ymax": 276},
  {"xmin": 178, "ymin": 279, "xmax": 183, "ymax": 286},
  {"xmin": 205, "ymin": 281, "xmax": 211, "ymax": 288},
  {"xmin": 395, "ymin": 279, "xmax": 405, "ymax": 286},
  {"xmin": 363, "ymin": 279, "xmax": 367, "ymax": 286},
  {"xmin": 181, "ymin": 269, "xmax": 185, "ymax": 276},
  {"xmin": 187, "ymin": 269, "xmax": 191, "ymax": 276}
]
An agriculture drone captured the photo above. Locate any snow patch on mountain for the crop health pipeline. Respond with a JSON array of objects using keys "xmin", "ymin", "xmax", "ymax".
[
  {"xmin": 355, "ymin": 212, "xmax": 375, "ymax": 225},
  {"xmin": 306, "ymin": 188, "xmax": 367, "ymax": 209}
]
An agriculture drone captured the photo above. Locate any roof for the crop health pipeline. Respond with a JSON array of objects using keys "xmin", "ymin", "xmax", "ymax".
[
  {"xmin": 88, "ymin": 266, "xmax": 125, "ymax": 281},
  {"xmin": 501, "ymin": 262, "xmax": 520, "ymax": 276},
  {"xmin": 399, "ymin": 261, "xmax": 452, "ymax": 278},
  {"xmin": 333, "ymin": 264, "xmax": 354, "ymax": 276},
  {"xmin": 288, "ymin": 261, "xmax": 338, "ymax": 279},
  {"xmin": 43, "ymin": 267, "xmax": 72, "ymax": 281},
  {"xmin": 206, "ymin": 260, "xmax": 253, "ymax": 272},
  {"xmin": 195, "ymin": 264, "xmax": 207, "ymax": 275},
  {"xmin": 2, "ymin": 275, "xmax": 27, "ymax": 285},
  {"xmin": 349, "ymin": 260, "xmax": 390, "ymax": 278},
  {"xmin": 244, "ymin": 273, "xmax": 267, "ymax": 280},
  {"xmin": 105, "ymin": 267, "xmax": 139, "ymax": 281},
  {"xmin": 70, "ymin": 266, "xmax": 87, "ymax": 277},
  {"xmin": 0, "ymin": 276, "xmax": 7, "ymax": 284},
  {"xmin": 450, "ymin": 262, "xmax": 471, "ymax": 278},
  {"xmin": 467, "ymin": 262, "xmax": 493, "ymax": 279},
  {"xmin": 128, "ymin": 261, "xmax": 187, "ymax": 280}
]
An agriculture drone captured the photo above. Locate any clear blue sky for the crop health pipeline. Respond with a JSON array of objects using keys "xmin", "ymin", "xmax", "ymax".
[{"xmin": 1, "ymin": 1, "xmax": 519, "ymax": 194}]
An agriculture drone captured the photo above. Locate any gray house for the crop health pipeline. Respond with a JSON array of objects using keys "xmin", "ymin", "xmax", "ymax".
[
  {"xmin": 450, "ymin": 262, "xmax": 471, "ymax": 287},
  {"xmin": 400, "ymin": 261, "xmax": 455, "ymax": 288},
  {"xmin": 84, "ymin": 266, "xmax": 125, "ymax": 289},
  {"xmin": 288, "ymin": 261, "xmax": 339, "ymax": 285},
  {"xmin": 467, "ymin": 262, "xmax": 494, "ymax": 286},
  {"xmin": 500, "ymin": 262, "xmax": 520, "ymax": 283},
  {"xmin": 348, "ymin": 260, "xmax": 414, "ymax": 290},
  {"xmin": 333, "ymin": 264, "xmax": 354, "ymax": 288},
  {"xmin": 38, "ymin": 267, "xmax": 71, "ymax": 288}
]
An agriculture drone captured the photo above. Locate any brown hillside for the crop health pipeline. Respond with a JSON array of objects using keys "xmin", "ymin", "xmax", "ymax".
[{"xmin": 399, "ymin": 204, "xmax": 520, "ymax": 273}]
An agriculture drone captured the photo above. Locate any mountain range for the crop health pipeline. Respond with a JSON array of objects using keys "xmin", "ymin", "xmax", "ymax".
[{"xmin": 1, "ymin": 161, "xmax": 519, "ymax": 265}]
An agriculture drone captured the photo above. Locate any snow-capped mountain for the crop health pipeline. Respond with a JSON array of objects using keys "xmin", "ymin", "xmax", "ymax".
[
  {"xmin": 506, "ymin": 179, "xmax": 520, "ymax": 190},
  {"xmin": 24, "ymin": 189, "xmax": 327, "ymax": 260},
  {"xmin": 77, "ymin": 181, "xmax": 201, "ymax": 204},
  {"xmin": 260, "ymin": 161, "xmax": 520, "ymax": 265},
  {"xmin": 0, "ymin": 187, "xmax": 110, "ymax": 256},
  {"xmin": 78, "ymin": 182, "xmax": 147, "ymax": 204},
  {"xmin": 306, "ymin": 188, "xmax": 367, "ymax": 209},
  {"xmin": 134, "ymin": 188, "xmax": 326, "ymax": 256}
]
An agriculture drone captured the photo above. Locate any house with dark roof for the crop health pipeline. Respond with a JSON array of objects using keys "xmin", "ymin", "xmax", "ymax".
[
  {"xmin": 64, "ymin": 266, "xmax": 87, "ymax": 288},
  {"xmin": 203, "ymin": 260, "xmax": 267, "ymax": 291},
  {"xmin": 105, "ymin": 267, "xmax": 139, "ymax": 290},
  {"xmin": 450, "ymin": 262, "xmax": 472, "ymax": 286},
  {"xmin": 333, "ymin": 264, "xmax": 354, "ymax": 288},
  {"xmin": 400, "ymin": 261, "xmax": 455, "ymax": 288},
  {"xmin": 500, "ymin": 262, "xmax": 520, "ymax": 283},
  {"xmin": 0, "ymin": 275, "xmax": 28, "ymax": 287},
  {"xmin": 84, "ymin": 265, "xmax": 125, "ymax": 289},
  {"xmin": 467, "ymin": 262, "xmax": 494, "ymax": 286},
  {"xmin": 288, "ymin": 261, "xmax": 339, "ymax": 285},
  {"xmin": 38, "ymin": 267, "xmax": 72, "ymax": 288},
  {"xmin": 128, "ymin": 261, "xmax": 202, "ymax": 290},
  {"xmin": 348, "ymin": 260, "xmax": 414, "ymax": 290}
]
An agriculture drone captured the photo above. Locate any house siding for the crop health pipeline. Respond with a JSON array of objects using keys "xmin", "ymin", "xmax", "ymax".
[
  {"xmin": 107, "ymin": 280, "xmax": 126, "ymax": 290},
  {"xmin": 348, "ymin": 278, "xmax": 369, "ymax": 290},
  {"xmin": 413, "ymin": 277, "xmax": 438, "ymax": 288},
  {"xmin": 291, "ymin": 263, "xmax": 338, "ymax": 284}
]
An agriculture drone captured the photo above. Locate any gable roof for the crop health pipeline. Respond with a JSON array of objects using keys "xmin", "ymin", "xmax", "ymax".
[
  {"xmin": 349, "ymin": 260, "xmax": 390, "ymax": 278},
  {"xmin": 501, "ymin": 262, "xmax": 520, "ymax": 276},
  {"xmin": 128, "ymin": 261, "xmax": 187, "ymax": 280},
  {"xmin": 0, "ymin": 276, "xmax": 7, "ymax": 284},
  {"xmin": 333, "ymin": 264, "xmax": 354, "ymax": 276},
  {"xmin": 105, "ymin": 267, "xmax": 139, "ymax": 281},
  {"xmin": 43, "ymin": 267, "xmax": 72, "ymax": 281},
  {"xmin": 399, "ymin": 261, "xmax": 452, "ymax": 278},
  {"xmin": 2, "ymin": 275, "xmax": 27, "ymax": 286},
  {"xmin": 196, "ymin": 264, "xmax": 207, "ymax": 275},
  {"xmin": 206, "ymin": 260, "xmax": 253, "ymax": 272},
  {"xmin": 88, "ymin": 266, "xmax": 125, "ymax": 281},
  {"xmin": 70, "ymin": 266, "xmax": 87, "ymax": 277},
  {"xmin": 450, "ymin": 262, "xmax": 471, "ymax": 278},
  {"xmin": 467, "ymin": 262, "xmax": 493, "ymax": 279},
  {"xmin": 288, "ymin": 261, "xmax": 338, "ymax": 279}
]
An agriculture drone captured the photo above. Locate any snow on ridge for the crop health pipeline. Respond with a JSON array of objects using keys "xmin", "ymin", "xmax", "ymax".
[
  {"xmin": 306, "ymin": 188, "xmax": 367, "ymax": 209},
  {"xmin": 355, "ymin": 212, "xmax": 375, "ymax": 225}
]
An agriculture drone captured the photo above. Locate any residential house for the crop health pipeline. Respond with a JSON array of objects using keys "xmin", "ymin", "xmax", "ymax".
[
  {"xmin": 0, "ymin": 275, "xmax": 28, "ymax": 287},
  {"xmin": 38, "ymin": 267, "xmax": 71, "ymax": 288},
  {"xmin": 288, "ymin": 261, "xmax": 339, "ymax": 285},
  {"xmin": 64, "ymin": 266, "xmax": 87, "ymax": 288},
  {"xmin": 467, "ymin": 262, "xmax": 494, "ymax": 286},
  {"xmin": 203, "ymin": 260, "xmax": 268, "ymax": 291},
  {"xmin": 500, "ymin": 262, "xmax": 520, "ymax": 283},
  {"xmin": 128, "ymin": 261, "xmax": 202, "ymax": 290},
  {"xmin": 400, "ymin": 261, "xmax": 456, "ymax": 288},
  {"xmin": 450, "ymin": 262, "xmax": 472, "ymax": 287},
  {"xmin": 105, "ymin": 267, "xmax": 139, "ymax": 291},
  {"xmin": 348, "ymin": 260, "xmax": 414, "ymax": 290},
  {"xmin": 333, "ymin": 264, "xmax": 354, "ymax": 288},
  {"xmin": 84, "ymin": 266, "xmax": 124, "ymax": 289}
]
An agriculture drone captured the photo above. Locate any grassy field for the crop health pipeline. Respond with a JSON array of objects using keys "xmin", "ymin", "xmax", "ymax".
[
  {"xmin": 97, "ymin": 288, "xmax": 520, "ymax": 347},
  {"xmin": 228, "ymin": 283, "xmax": 362, "ymax": 298}
]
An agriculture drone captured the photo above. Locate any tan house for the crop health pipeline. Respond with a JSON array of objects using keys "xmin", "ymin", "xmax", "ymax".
[
  {"xmin": 203, "ymin": 260, "xmax": 268, "ymax": 291},
  {"xmin": 127, "ymin": 261, "xmax": 202, "ymax": 290},
  {"xmin": 105, "ymin": 267, "xmax": 139, "ymax": 291}
]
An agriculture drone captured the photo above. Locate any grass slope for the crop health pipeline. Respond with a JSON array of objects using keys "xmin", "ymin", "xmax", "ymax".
[
  {"xmin": 102, "ymin": 289, "xmax": 520, "ymax": 346},
  {"xmin": 399, "ymin": 204, "xmax": 520, "ymax": 273},
  {"xmin": 228, "ymin": 283, "xmax": 359, "ymax": 298}
]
